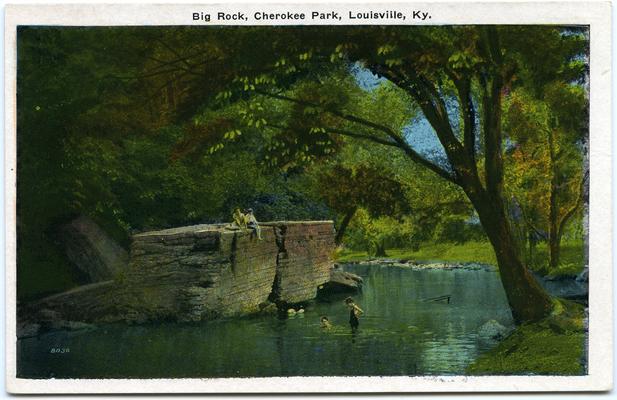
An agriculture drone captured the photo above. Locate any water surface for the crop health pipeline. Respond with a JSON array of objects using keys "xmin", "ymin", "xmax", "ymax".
[{"xmin": 17, "ymin": 263, "xmax": 513, "ymax": 378}]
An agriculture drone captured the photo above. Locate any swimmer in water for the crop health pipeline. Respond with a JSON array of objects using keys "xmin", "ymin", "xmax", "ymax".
[
  {"xmin": 320, "ymin": 316, "xmax": 332, "ymax": 329},
  {"xmin": 345, "ymin": 297, "xmax": 363, "ymax": 332}
]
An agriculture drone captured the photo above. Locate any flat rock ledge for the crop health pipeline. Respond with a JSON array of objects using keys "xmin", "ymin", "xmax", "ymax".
[{"xmin": 317, "ymin": 267, "xmax": 363, "ymax": 297}]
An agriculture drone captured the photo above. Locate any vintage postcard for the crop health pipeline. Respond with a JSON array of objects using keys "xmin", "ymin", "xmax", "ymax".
[{"xmin": 4, "ymin": 1, "xmax": 612, "ymax": 393}]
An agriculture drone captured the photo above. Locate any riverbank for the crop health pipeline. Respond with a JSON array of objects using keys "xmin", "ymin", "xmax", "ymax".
[
  {"xmin": 467, "ymin": 300, "xmax": 586, "ymax": 375},
  {"xmin": 337, "ymin": 244, "xmax": 587, "ymax": 375},
  {"xmin": 335, "ymin": 241, "xmax": 584, "ymax": 277}
]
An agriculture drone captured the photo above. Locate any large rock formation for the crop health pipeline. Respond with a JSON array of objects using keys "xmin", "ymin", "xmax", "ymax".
[
  {"xmin": 59, "ymin": 216, "xmax": 129, "ymax": 282},
  {"xmin": 128, "ymin": 223, "xmax": 280, "ymax": 321},
  {"xmin": 269, "ymin": 222, "xmax": 335, "ymax": 304},
  {"xmin": 20, "ymin": 221, "xmax": 336, "ymax": 328}
]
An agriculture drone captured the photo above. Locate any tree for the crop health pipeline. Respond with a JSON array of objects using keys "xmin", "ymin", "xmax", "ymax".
[
  {"xmin": 132, "ymin": 26, "xmax": 587, "ymax": 322},
  {"xmin": 311, "ymin": 163, "xmax": 410, "ymax": 245},
  {"xmin": 19, "ymin": 26, "xmax": 588, "ymax": 323},
  {"xmin": 16, "ymin": 27, "xmax": 336, "ymax": 298},
  {"xmin": 504, "ymin": 83, "xmax": 588, "ymax": 271}
]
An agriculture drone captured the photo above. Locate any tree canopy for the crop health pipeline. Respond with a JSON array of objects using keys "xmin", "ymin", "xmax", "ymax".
[{"xmin": 17, "ymin": 25, "xmax": 588, "ymax": 323}]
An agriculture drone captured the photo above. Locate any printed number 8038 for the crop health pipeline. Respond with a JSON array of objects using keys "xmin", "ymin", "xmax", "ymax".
[{"xmin": 50, "ymin": 348, "xmax": 70, "ymax": 354}]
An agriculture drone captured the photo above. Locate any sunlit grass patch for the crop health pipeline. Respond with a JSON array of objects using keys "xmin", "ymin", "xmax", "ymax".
[{"xmin": 336, "ymin": 241, "xmax": 497, "ymax": 265}]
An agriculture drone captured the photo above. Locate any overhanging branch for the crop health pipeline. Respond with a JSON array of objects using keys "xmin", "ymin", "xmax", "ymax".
[{"xmin": 256, "ymin": 89, "xmax": 458, "ymax": 184}]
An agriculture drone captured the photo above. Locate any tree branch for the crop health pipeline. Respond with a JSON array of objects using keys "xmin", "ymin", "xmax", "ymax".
[
  {"xmin": 255, "ymin": 89, "xmax": 399, "ymax": 137},
  {"xmin": 452, "ymin": 76, "xmax": 477, "ymax": 167},
  {"xmin": 257, "ymin": 92, "xmax": 458, "ymax": 184},
  {"xmin": 367, "ymin": 64, "xmax": 468, "ymax": 180},
  {"xmin": 325, "ymin": 127, "xmax": 401, "ymax": 148}
]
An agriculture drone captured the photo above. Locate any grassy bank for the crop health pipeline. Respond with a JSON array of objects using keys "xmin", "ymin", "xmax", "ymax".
[
  {"xmin": 336, "ymin": 241, "xmax": 497, "ymax": 265},
  {"xmin": 335, "ymin": 240, "xmax": 585, "ymax": 276},
  {"xmin": 467, "ymin": 300, "xmax": 586, "ymax": 375}
]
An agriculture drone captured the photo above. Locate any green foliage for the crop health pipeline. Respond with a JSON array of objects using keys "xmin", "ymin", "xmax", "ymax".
[
  {"xmin": 527, "ymin": 241, "xmax": 585, "ymax": 277},
  {"xmin": 311, "ymin": 163, "xmax": 410, "ymax": 217},
  {"xmin": 546, "ymin": 263, "xmax": 582, "ymax": 278},
  {"xmin": 343, "ymin": 209, "xmax": 418, "ymax": 255},
  {"xmin": 432, "ymin": 215, "xmax": 486, "ymax": 244},
  {"xmin": 503, "ymin": 68, "xmax": 587, "ymax": 273}
]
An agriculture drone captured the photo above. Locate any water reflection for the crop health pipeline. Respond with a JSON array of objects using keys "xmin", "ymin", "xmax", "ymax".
[{"xmin": 17, "ymin": 264, "xmax": 513, "ymax": 378}]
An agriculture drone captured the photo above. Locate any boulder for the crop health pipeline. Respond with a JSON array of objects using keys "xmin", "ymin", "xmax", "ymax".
[
  {"xmin": 535, "ymin": 273, "xmax": 588, "ymax": 302},
  {"xmin": 317, "ymin": 268, "xmax": 363, "ymax": 297},
  {"xmin": 478, "ymin": 320, "xmax": 510, "ymax": 341},
  {"xmin": 59, "ymin": 216, "xmax": 129, "ymax": 282},
  {"xmin": 266, "ymin": 222, "xmax": 336, "ymax": 304}
]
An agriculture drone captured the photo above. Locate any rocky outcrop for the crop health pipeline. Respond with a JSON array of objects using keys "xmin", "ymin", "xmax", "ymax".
[
  {"xmin": 269, "ymin": 222, "xmax": 335, "ymax": 304},
  {"xmin": 317, "ymin": 267, "xmax": 363, "ymax": 296},
  {"xmin": 128, "ymin": 224, "xmax": 281, "ymax": 321},
  {"xmin": 19, "ymin": 221, "xmax": 336, "ymax": 328},
  {"xmin": 59, "ymin": 216, "xmax": 128, "ymax": 282}
]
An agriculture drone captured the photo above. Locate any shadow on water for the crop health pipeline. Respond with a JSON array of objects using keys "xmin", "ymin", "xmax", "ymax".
[{"xmin": 17, "ymin": 264, "xmax": 513, "ymax": 378}]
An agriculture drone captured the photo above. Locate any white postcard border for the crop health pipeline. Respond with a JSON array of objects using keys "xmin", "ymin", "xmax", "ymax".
[{"xmin": 4, "ymin": 1, "xmax": 613, "ymax": 393}]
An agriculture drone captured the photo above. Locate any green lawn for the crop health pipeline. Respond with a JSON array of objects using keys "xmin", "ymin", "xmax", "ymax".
[{"xmin": 335, "ymin": 240, "xmax": 585, "ymax": 276}]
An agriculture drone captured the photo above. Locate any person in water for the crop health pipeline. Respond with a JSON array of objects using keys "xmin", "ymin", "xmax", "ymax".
[
  {"xmin": 320, "ymin": 316, "xmax": 331, "ymax": 329},
  {"xmin": 244, "ymin": 208, "xmax": 262, "ymax": 240},
  {"xmin": 345, "ymin": 297, "xmax": 363, "ymax": 332}
]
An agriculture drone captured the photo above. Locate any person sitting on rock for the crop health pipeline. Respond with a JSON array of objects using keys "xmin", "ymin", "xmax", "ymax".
[
  {"xmin": 231, "ymin": 208, "xmax": 247, "ymax": 229},
  {"xmin": 244, "ymin": 208, "xmax": 262, "ymax": 240}
]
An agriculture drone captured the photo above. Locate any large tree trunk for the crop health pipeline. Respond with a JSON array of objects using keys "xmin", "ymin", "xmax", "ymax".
[
  {"xmin": 334, "ymin": 208, "xmax": 356, "ymax": 245},
  {"xmin": 473, "ymin": 32, "xmax": 552, "ymax": 323},
  {"xmin": 469, "ymin": 190, "xmax": 553, "ymax": 323}
]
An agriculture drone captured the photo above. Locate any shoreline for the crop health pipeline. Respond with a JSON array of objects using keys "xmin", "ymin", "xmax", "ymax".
[{"xmin": 337, "ymin": 259, "xmax": 497, "ymax": 272}]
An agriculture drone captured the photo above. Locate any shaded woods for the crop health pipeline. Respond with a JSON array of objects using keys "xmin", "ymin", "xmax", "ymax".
[{"xmin": 17, "ymin": 26, "xmax": 587, "ymax": 323}]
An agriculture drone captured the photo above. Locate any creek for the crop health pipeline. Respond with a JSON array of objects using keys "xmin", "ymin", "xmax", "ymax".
[{"xmin": 17, "ymin": 263, "xmax": 513, "ymax": 378}]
